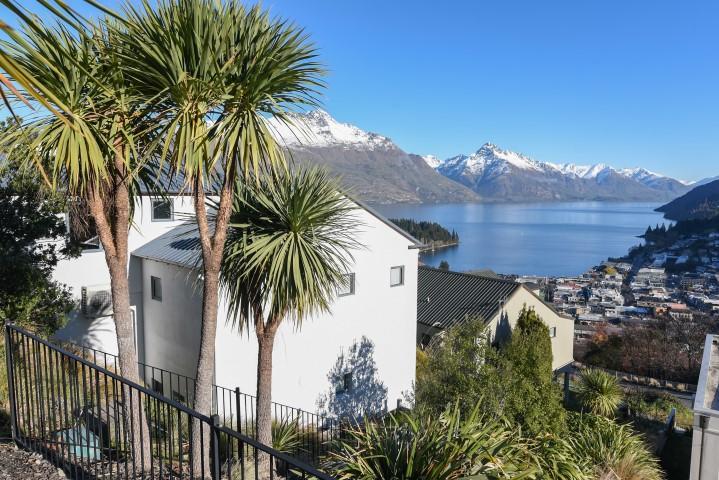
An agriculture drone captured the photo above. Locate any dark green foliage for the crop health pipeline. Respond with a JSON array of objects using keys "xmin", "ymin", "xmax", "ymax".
[
  {"xmin": 438, "ymin": 260, "xmax": 450, "ymax": 270},
  {"xmin": 0, "ymin": 119, "xmax": 76, "ymax": 333},
  {"xmin": 414, "ymin": 317, "xmax": 505, "ymax": 418},
  {"xmin": 389, "ymin": 218, "xmax": 459, "ymax": 246},
  {"xmin": 501, "ymin": 307, "xmax": 566, "ymax": 435},
  {"xmin": 327, "ymin": 404, "xmax": 539, "ymax": 480},
  {"xmin": 415, "ymin": 307, "xmax": 565, "ymax": 436}
]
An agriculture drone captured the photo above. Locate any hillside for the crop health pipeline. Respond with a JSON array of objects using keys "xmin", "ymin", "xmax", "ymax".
[
  {"xmin": 656, "ymin": 179, "xmax": 719, "ymax": 220},
  {"xmin": 266, "ymin": 110, "xmax": 690, "ymax": 204},
  {"xmin": 268, "ymin": 110, "xmax": 480, "ymax": 204}
]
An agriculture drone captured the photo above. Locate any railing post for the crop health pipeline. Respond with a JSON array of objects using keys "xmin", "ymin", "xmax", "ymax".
[
  {"xmin": 234, "ymin": 387, "xmax": 241, "ymax": 434},
  {"xmin": 4, "ymin": 324, "xmax": 19, "ymax": 444},
  {"xmin": 210, "ymin": 414, "xmax": 221, "ymax": 480}
]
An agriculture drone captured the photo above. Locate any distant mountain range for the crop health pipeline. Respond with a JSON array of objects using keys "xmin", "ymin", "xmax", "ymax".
[
  {"xmin": 267, "ymin": 110, "xmax": 698, "ymax": 204},
  {"xmin": 656, "ymin": 179, "xmax": 719, "ymax": 221}
]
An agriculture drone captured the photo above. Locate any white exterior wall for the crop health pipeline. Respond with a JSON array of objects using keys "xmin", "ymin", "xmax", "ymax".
[
  {"xmin": 488, "ymin": 286, "xmax": 574, "ymax": 371},
  {"xmin": 52, "ymin": 196, "xmax": 195, "ymax": 354},
  {"xmin": 139, "ymin": 207, "xmax": 419, "ymax": 415}
]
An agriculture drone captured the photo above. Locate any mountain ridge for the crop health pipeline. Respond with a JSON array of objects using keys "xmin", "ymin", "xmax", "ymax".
[{"xmin": 266, "ymin": 110, "xmax": 694, "ymax": 204}]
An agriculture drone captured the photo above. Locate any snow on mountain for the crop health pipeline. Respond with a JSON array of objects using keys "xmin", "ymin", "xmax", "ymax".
[
  {"xmin": 421, "ymin": 155, "xmax": 442, "ymax": 168},
  {"xmin": 438, "ymin": 143, "xmax": 550, "ymax": 180},
  {"xmin": 265, "ymin": 109, "xmax": 393, "ymax": 150}
]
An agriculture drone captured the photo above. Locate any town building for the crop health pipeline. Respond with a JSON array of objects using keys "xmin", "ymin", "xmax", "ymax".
[{"xmin": 416, "ymin": 266, "xmax": 574, "ymax": 371}]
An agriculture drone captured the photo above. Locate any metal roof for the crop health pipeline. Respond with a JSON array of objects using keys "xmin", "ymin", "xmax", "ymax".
[
  {"xmin": 417, "ymin": 266, "xmax": 520, "ymax": 329},
  {"xmin": 132, "ymin": 224, "xmax": 202, "ymax": 269},
  {"xmin": 132, "ymin": 198, "xmax": 421, "ymax": 268}
]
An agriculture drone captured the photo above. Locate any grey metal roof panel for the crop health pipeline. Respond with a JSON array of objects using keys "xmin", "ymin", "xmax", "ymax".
[
  {"xmin": 417, "ymin": 266, "xmax": 520, "ymax": 329},
  {"xmin": 131, "ymin": 224, "xmax": 201, "ymax": 269}
]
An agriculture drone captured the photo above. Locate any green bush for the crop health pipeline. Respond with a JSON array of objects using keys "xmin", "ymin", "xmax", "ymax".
[
  {"xmin": 576, "ymin": 369, "xmax": 622, "ymax": 418},
  {"xmin": 568, "ymin": 413, "xmax": 664, "ymax": 480},
  {"xmin": 326, "ymin": 404, "xmax": 538, "ymax": 480}
]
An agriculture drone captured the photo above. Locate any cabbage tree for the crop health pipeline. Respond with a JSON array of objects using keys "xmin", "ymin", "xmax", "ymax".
[{"xmin": 220, "ymin": 167, "xmax": 358, "ymax": 468}]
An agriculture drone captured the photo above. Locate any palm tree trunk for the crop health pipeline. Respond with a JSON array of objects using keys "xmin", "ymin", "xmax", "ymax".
[
  {"xmin": 191, "ymin": 266, "xmax": 220, "ymax": 478},
  {"xmin": 256, "ymin": 326, "xmax": 277, "ymax": 474},
  {"xmin": 190, "ymin": 173, "xmax": 235, "ymax": 478},
  {"xmin": 87, "ymin": 171, "xmax": 152, "ymax": 472}
]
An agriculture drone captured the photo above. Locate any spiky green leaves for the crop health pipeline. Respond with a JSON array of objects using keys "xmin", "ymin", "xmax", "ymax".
[
  {"xmin": 220, "ymin": 167, "xmax": 359, "ymax": 330},
  {"xmin": 576, "ymin": 368, "xmax": 623, "ymax": 418}
]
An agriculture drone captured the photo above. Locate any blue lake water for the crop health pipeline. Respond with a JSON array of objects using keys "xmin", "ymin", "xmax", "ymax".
[{"xmin": 374, "ymin": 202, "xmax": 668, "ymax": 277}]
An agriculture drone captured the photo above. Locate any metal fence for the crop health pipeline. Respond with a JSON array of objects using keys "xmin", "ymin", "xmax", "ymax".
[
  {"xmin": 4, "ymin": 323, "xmax": 337, "ymax": 480},
  {"xmin": 65, "ymin": 342, "xmax": 345, "ymax": 466}
]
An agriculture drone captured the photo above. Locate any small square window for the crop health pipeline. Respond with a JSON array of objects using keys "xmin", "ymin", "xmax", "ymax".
[
  {"xmin": 151, "ymin": 276, "xmax": 162, "ymax": 301},
  {"xmin": 549, "ymin": 326, "xmax": 557, "ymax": 338},
  {"xmin": 390, "ymin": 266, "xmax": 404, "ymax": 287},
  {"xmin": 151, "ymin": 199, "xmax": 173, "ymax": 221},
  {"xmin": 337, "ymin": 273, "xmax": 355, "ymax": 296}
]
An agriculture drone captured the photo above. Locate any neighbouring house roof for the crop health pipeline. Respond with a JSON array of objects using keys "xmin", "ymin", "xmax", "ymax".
[{"xmin": 417, "ymin": 266, "xmax": 520, "ymax": 330}]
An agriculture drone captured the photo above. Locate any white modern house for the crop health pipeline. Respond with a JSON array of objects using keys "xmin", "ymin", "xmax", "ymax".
[{"xmin": 52, "ymin": 194, "xmax": 421, "ymax": 416}]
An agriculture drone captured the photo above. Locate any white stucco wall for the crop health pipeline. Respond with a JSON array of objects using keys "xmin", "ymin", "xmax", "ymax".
[
  {"xmin": 52, "ymin": 196, "xmax": 195, "ymax": 353},
  {"xmin": 138, "ymin": 206, "xmax": 419, "ymax": 415},
  {"xmin": 487, "ymin": 286, "xmax": 574, "ymax": 371}
]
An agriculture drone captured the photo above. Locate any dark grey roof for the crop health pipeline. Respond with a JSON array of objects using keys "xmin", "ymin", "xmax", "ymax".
[{"xmin": 417, "ymin": 266, "xmax": 520, "ymax": 329}]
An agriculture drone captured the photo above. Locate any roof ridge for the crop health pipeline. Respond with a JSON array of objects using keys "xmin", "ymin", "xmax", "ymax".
[{"xmin": 419, "ymin": 265, "xmax": 518, "ymax": 285}]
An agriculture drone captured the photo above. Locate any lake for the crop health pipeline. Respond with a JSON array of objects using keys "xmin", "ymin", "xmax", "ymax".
[{"xmin": 374, "ymin": 202, "xmax": 668, "ymax": 277}]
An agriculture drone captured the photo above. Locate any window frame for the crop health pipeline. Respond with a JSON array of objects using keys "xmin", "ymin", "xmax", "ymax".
[
  {"xmin": 337, "ymin": 273, "xmax": 356, "ymax": 297},
  {"xmin": 151, "ymin": 198, "xmax": 174, "ymax": 222},
  {"xmin": 151, "ymin": 276, "xmax": 162, "ymax": 301},
  {"xmin": 390, "ymin": 265, "xmax": 405, "ymax": 287},
  {"xmin": 549, "ymin": 326, "xmax": 557, "ymax": 338}
]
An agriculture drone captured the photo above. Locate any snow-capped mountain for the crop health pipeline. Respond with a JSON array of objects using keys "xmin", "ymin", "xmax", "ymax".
[
  {"xmin": 264, "ymin": 110, "xmax": 690, "ymax": 204},
  {"xmin": 264, "ymin": 110, "xmax": 479, "ymax": 204},
  {"xmin": 421, "ymin": 155, "xmax": 442, "ymax": 169},
  {"xmin": 266, "ymin": 109, "xmax": 393, "ymax": 150},
  {"xmin": 432, "ymin": 143, "xmax": 690, "ymax": 202}
]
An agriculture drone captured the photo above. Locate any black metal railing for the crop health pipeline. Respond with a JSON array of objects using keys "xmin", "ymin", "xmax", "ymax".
[
  {"xmin": 64, "ymin": 342, "xmax": 345, "ymax": 466},
  {"xmin": 5, "ymin": 323, "xmax": 336, "ymax": 480}
]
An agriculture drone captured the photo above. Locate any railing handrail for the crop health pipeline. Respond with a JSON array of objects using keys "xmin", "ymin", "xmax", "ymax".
[
  {"xmin": 6, "ymin": 322, "xmax": 337, "ymax": 480},
  {"xmin": 68, "ymin": 335, "xmax": 337, "ymax": 424}
]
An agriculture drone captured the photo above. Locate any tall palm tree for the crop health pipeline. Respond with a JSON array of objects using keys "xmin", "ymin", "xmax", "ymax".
[
  {"xmin": 0, "ymin": 7, "xmax": 154, "ymax": 470},
  {"xmin": 220, "ymin": 167, "xmax": 359, "ymax": 467},
  {"xmin": 113, "ymin": 0, "xmax": 324, "ymax": 472}
]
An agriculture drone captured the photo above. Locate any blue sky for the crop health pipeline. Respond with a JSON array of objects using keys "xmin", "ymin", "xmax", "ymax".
[{"xmin": 3, "ymin": 0, "xmax": 718, "ymax": 180}]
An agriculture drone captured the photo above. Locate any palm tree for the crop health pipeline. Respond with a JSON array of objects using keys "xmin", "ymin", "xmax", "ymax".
[
  {"xmin": 0, "ymin": 7, "xmax": 154, "ymax": 470},
  {"xmin": 220, "ymin": 167, "xmax": 359, "ymax": 468},
  {"xmin": 576, "ymin": 368, "xmax": 623, "ymax": 418},
  {"xmin": 113, "ymin": 0, "xmax": 324, "ymax": 471}
]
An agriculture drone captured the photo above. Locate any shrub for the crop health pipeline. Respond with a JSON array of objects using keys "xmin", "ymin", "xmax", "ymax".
[
  {"xmin": 576, "ymin": 369, "xmax": 622, "ymax": 418},
  {"xmin": 568, "ymin": 413, "xmax": 664, "ymax": 480},
  {"xmin": 326, "ymin": 404, "xmax": 538, "ymax": 480}
]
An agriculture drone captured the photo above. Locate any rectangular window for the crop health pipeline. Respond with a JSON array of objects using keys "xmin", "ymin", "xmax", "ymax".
[
  {"xmin": 337, "ymin": 273, "xmax": 356, "ymax": 296},
  {"xmin": 151, "ymin": 199, "xmax": 173, "ymax": 221},
  {"xmin": 151, "ymin": 276, "xmax": 162, "ymax": 301},
  {"xmin": 549, "ymin": 326, "xmax": 557, "ymax": 338},
  {"xmin": 390, "ymin": 266, "xmax": 405, "ymax": 287}
]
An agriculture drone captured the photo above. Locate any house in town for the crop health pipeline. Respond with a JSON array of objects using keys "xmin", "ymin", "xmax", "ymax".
[
  {"xmin": 416, "ymin": 266, "xmax": 574, "ymax": 371},
  {"xmin": 52, "ymin": 194, "xmax": 421, "ymax": 415}
]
